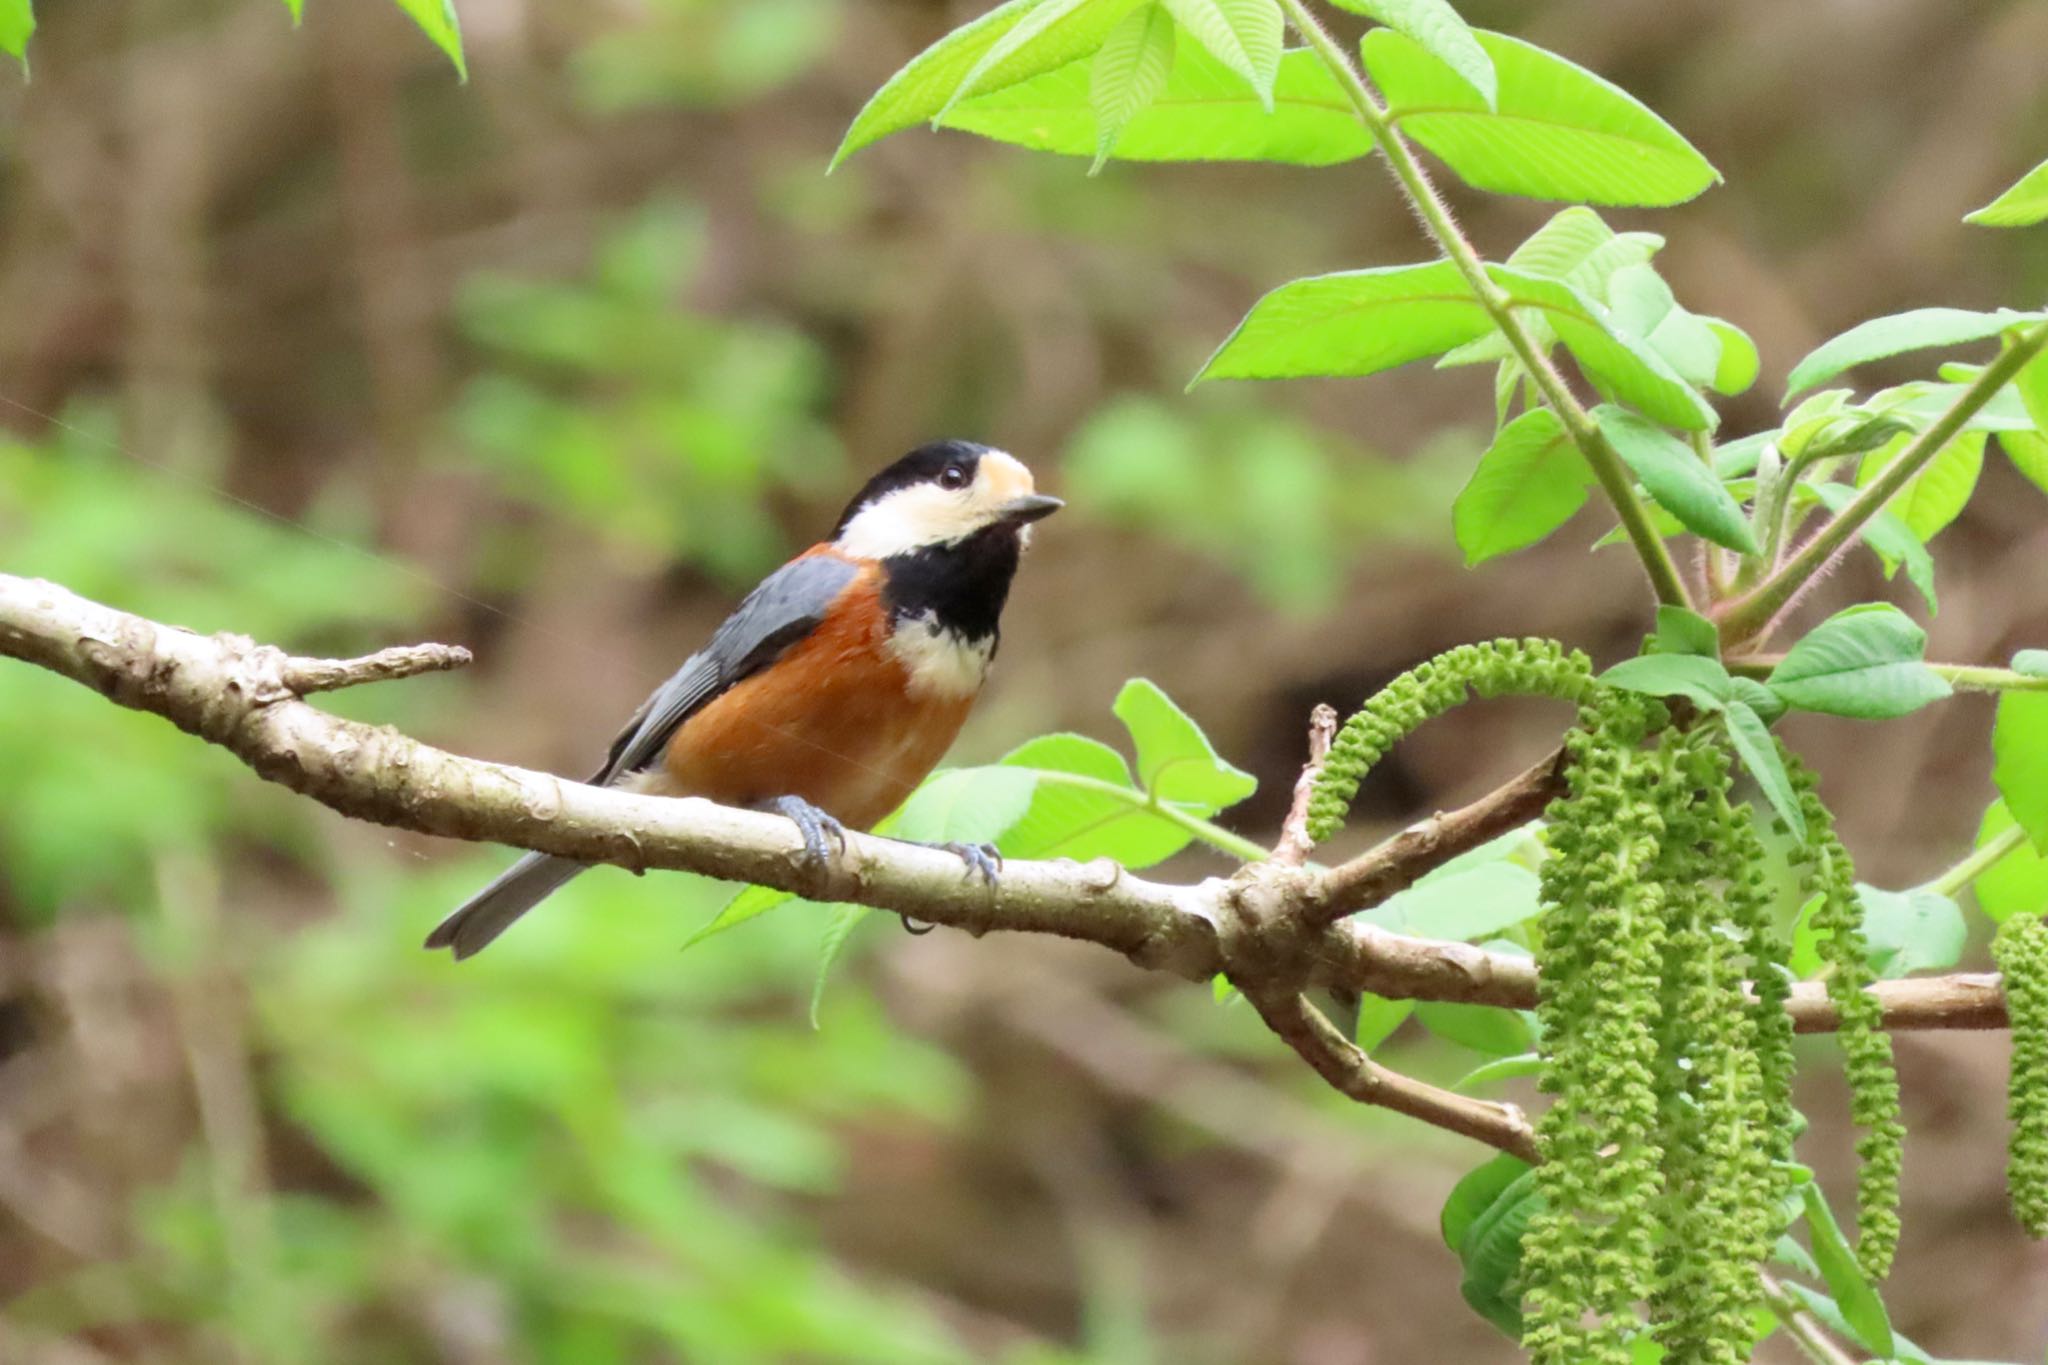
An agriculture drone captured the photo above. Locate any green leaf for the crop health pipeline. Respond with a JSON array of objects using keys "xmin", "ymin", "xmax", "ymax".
[
  {"xmin": 1438, "ymin": 209, "xmax": 1662, "ymax": 369},
  {"xmin": 1325, "ymin": 0, "xmax": 1495, "ymax": 105},
  {"xmin": 1993, "ymin": 692, "xmax": 2048, "ymax": 854},
  {"xmin": 2004, "ymin": 428, "xmax": 2048, "ymax": 495},
  {"xmin": 1353, "ymin": 993, "xmax": 1413, "ymax": 1049},
  {"xmin": 1652, "ymin": 605, "xmax": 1720, "ymax": 659},
  {"xmin": 1723, "ymin": 701, "xmax": 1805, "ymax": 843},
  {"xmin": 893, "ymin": 764, "xmax": 1041, "ymax": 843},
  {"xmin": 1159, "ymin": 0, "xmax": 1281, "ymax": 108},
  {"xmin": 1785, "ymin": 307, "xmax": 2042, "ymax": 399},
  {"xmin": 390, "ymin": 0, "xmax": 466, "ymax": 79},
  {"xmin": 1808, "ymin": 482, "xmax": 1937, "ymax": 614},
  {"xmin": 283, "ymin": 0, "xmax": 303, "ymax": 21},
  {"xmin": 2014, "ymin": 650, "xmax": 2048, "ymax": 678},
  {"xmin": 1416, "ymin": 1001, "xmax": 1535, "ymax": 1056},
  {"xmin": 1594, "ymin": 406, "xmax": 1756, "ymax": 551},
  {"xmin": 1965, "ymin": 157, "xmax": 2048, "ymax": 228},
  {"xmin": 1453, "ymin": 1051, "xmax": 1543, "ymax": 1091},
  {"xmin": 1492, "ymin": 270, "xmax": 1716, "ymax": 430},
  {"xmin": 1854, "ymin": 884, "xmax": 1964, "ymax": 978},
  {"xmin": 941, "ymin": 44, "xmax": 1371, "ymax": 166},
  {"xmin": 1600, "ymin": 652, "xmax": 1735, "ymax": 712},
  {"xmin": 1113, "ymin": 677, "xmax": 1257, "ymax": 806},
  {"xmin": 1363, "ymin": 28, "xmax": 1719, "ymax": 207},
  {"xmin": 2016, "ymin": 344, "xmax": 2048, "ymax": 437},
  {"xmin": 1454, "ymin": 1167, "xmax": 1542, "ymax": 1337},
  {"xmin": 834, "ymin": 0, "xmax": 1139, "ymax": 166},
  {"xmin": 1193, "ymin": 260, "xmax": 1494, "ymax": 383},
  {"xmin": 1799, "ymin": 1183, "xmax": 1895, "ymax": 1357},
  {"xmin": 1855, "ymin": 429, "xmax": 1986, "ymax": 544},
  {"xmin": 1362, "ymin": 861, "xmax": 1543, "ymax": 941},
  {"xmin": 1706, "ymin": 317, "xmax": 1760, "ymax": 395},
  {"xmin": 945, "ymin": 0, "xmax": 1110, "ymax": 113},
  {"xmin": 1087, "ymin": 4, "xmax": 1175, "ymax": 169},
  {"xmin": 1451, "ymin": 407, "xmax": 1590, "ymax": 565},
  {"xmin": 1440, "ymin": 1153, "xmax": 1531, "ymax": 1250},
  {"xmin": 1766, "ymin": 603, "xmax": 1951, "ymax": 719},
  {"xmin": 1605, "ymin": 263, "xmax": 1725, "ymax": 392},
  {"xmin": 809, "ymin": 904, "xmax": 870, "ymax": 1027},
  {"xmin": 1973, "ymin": 800, "xmax": 2048, "ymax": 923},
  {"xmin": 0, "ymin": 0, "xmax": 32, "ymax": 68},
  {"xmin": 1729, "ymin": 676, "xmax": 1787, "ymax": 726},
  {"xmin": 999, "ymin": 733, "xmax": 1190, "ymax": 864}
]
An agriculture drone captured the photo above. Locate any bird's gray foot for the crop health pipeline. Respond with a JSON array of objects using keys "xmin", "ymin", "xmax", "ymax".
[
  {"xmin": 940, "ymin": 841, "xmax": 1003, "ymax": 886},
  {"xmin": 771, "ymin": 795, "xmax": 847, "ymax": 870}
]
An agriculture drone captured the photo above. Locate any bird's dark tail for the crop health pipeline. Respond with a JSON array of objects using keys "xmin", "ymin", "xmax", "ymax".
[{"xmin": 425, "ymin": 852, "xmax": 586, "ymax": 959}]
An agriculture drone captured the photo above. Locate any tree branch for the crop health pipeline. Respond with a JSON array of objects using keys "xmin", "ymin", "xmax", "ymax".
[{"xmin": 0, "ymin": 572, "xmax": 2018, "ymax": 1165}]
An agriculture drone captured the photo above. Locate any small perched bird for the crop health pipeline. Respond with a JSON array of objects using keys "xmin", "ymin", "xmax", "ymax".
[{"xmin": 426, "ymin": 440, "xmax": 1061, "ymax": 959}]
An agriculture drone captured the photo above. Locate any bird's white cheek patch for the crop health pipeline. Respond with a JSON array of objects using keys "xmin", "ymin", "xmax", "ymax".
[{"xmin": 887, "ymin": 614, "xmax": 994, "ymax": 699}]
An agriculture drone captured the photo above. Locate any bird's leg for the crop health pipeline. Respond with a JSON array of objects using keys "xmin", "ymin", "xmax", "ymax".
[
  {"xmin": 938, "ymin": 841, "xmax": 1003, "ymax": 887},
  {"xmin": 769, "ymin": 795, "xmax": 847, "ymax": 870}
]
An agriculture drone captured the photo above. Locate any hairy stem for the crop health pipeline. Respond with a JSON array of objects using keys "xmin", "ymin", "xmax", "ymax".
[
  {"xmin": 1275, "ymin": 0, "xmax": 1694, "ymax": 612},
  {"xmin": 1721, "ymin": 320, "xmax": 2048, "ymax": 643}
]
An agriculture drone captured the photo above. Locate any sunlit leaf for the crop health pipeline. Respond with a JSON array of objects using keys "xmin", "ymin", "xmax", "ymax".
[
  {"xmin": 1965, "ymin": 157, "xmax": 2048, "ymax": 228},
  {"xmin": 1808, "ymin": 482, "xmax": 1937, "ymax": 614},
  {"xmin": 1194, "ymin": 260, "xmax": 1494, "ymax": 382},
  {"xmin": 1785, "ymin": 307, "xmax": 2041, "ymax": 399},
  {"xmin": 1855, "ymin": 884, "xmax": 1964, "ymax": 977},
  {"xmin": 1974, "ymin": 800, "xmax": 2048, "ymax": 923},
  {"xmin": 1113, "ymin": 677, "xmax": 1256, "ymax": 806},
  {"xmin": 1364, "ymin": 28, "xmax": 1718, "ymax": 206},
  {"xmin": 941, "ymin": 44, "xmax": 1370, "ymax": 165},
  {"xmin": 1855, "ymin": 429, "xmax": 1985, "ymax": 543},
  {"xmin": 1088, "ymin": 3, "xmax": 1175, "ymax": 169},
  {"xmin": 1798, "ymin": 1183, "xmax": 1895, "ymax": 1357},
  {"xmin": 1325, "ymin": 0, "xmax": 1495, "ymax": 105},
  {"xmin": 390, "ymin": 0, "xmax": 466, "ymax": 79},
  {"xmin": 1160, "ymin": 0, "xmax": 1281, "ymax": 108},
  {"xmin": 1994, "ymin": 692, "xmax": 2048, "ymax": 853}
]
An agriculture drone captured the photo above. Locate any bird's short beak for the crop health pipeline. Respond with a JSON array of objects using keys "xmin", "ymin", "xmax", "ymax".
[{"xmin": 1000, "ymin": 493, "xmax": 1064, "ymax": 525}]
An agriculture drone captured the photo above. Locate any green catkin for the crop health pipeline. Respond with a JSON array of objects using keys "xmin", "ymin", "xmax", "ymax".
[
  {"xmin": 1522, "ymin": 690, "xmax": 1666, "ymax": 1365},
  {"xmin": 1306, "ymin": 639, "xmax": 1595, "ymax": 844},
  {"xmin": 1991, "ymin": 914, "xmax": 2048, "ymax": 1237},
  {"xmin": 1783, "ymin": 751, "xmax": 1904, "ymax": 1280}
]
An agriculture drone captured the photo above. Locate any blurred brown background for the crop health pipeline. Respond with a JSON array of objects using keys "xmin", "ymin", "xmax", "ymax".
[{"xmin": 2, "ymin": 0, "xmax": 2048, "ymax": 1360}]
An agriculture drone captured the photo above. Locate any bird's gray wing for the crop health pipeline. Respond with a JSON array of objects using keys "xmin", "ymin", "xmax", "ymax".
[{"xmin": 590, "ymin": 553, "xmax": 861, "ymax": 786}]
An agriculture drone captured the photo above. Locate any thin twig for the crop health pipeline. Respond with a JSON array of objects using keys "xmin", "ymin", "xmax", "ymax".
[
  {"xmin": 1272, "ymin": 703, "xmax": 1338, "ymax": 867},
  {"xmin": 280, "ymin": 640, "xmax": 472, "ymax": 694},
  {"xmin": 1245, "ymin": 989, "xmax": 1539, "ymax": 1163},
  {"xmin": 1304, "ymin": 749, "xmax": 1566, "ymax": 927}
]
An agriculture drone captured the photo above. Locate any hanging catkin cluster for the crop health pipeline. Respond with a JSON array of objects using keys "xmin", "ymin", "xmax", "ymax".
[
  {"xmin": 1992, "ymin": 913, "xmax": 2048, "ymax": 1237},
  {"xmin": 1782, "ymin": 751, "xmax": 1904, "ymax": 1279},
  {"xmin": 1306, "ymin": 638, "xmax": 1595, "ymax": 843},
  {"xmin": 1520, "ymin": 692, "xmax": 1792, "ymax": 1365}
]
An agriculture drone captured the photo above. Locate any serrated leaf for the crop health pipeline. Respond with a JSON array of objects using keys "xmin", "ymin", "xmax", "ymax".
[
  {"xmin": 999, "ymin": 732, "xmax": 1192, "ymax": 865},
  {"xmin": 1653, "ymin": 604, "xmax": 1720, "ymax": 659},
  {"xmin": 1965, "ymin": 157, "xmax": 2048, "ymax": 228},
  {"xmin": 1594, "ymin": 406, "xmax": 1756, "ymax": 550},
  {"xmin": 835, "ymin": 0, "xmax": 1139, "ymax": 166},
  {"xmin": 809, "ymin": 904, "xmax": 870, "ymax": 1027},
  {"xmin": 1723, "ymin": 701, "xmax": 1804, "ymax": 842},
  {"xmin": 1160, "ymin": 0, "xmax": 1281, "ymax": 108},
  {"xmin": 1442, "ymin": 1154, "xmax": 1532, "ymax": 1251},
  {"xmin": 0, "ymin": 0, "xmax": 33, "ymax": 67},
  {"xmin": 1455, "ymin": 1166, "xmax": 1542, "ymax": 1337},
  {"xmin": 390, "ymin": 0, "xmax": 466, "ymax": 79},
  {"xmin": 1364, "ymin": 28, "xmax": 1718, "ymax": 207},
  {"xmin": 945, "ymin": 0, "xmax": 1102, "ymax": 113},
  {"xmin": 1785, "ymin": 307, "xmax": 2042, "ymax": 399},
  {"xmin": 1113, "ymin": 677, "xmax": 1257, "ymax": 806},
  {"xmin": 1994, "ymin": 693, "xmax": 2048, "ymax": 854},
  {"xmin": 1766, "ymin": 603, "xmax": 1950, "ymax": 719},
  {"xmin": 1729, "ymin": 677, "xmax": 1787, "ymax": 726},
  {"xmin": 2004, "ymin": 428, "xmax": 2048, "ymax": 495},
  {"xmin": 685, "ymin": 882, "xmax": 798, "ymax": 950},
  {"xmin": 1854, "ymin": 883, "xmax": 1964, "ymax": 978},
  {"xmin": 1799, "ymin": 1183, "xmax": 1895, "ymax": 1357},
  {"xmin": 1452, "ymin": 407, "xmax": 1589, "ymax": 564},
  {"xmin": 1855, "ymin": 429, "xmax": 1986, "ymax": 543},
  {"xmin": 1088, "ymin": 4, "xmax": 1175, "ymax": 169},
  {"xmin": 1808, "ymin": 482, "xmax": 1937, "ymax": 614},
  {"xmin": 1974, "ymin": 800, "xmax": 2048, "ymax": 923},
  {"xmin": 1326, "ymin": 0, "xmax": 1494, "ymax": 105},
  {"xmin": 941, "ymin": 43, "xmax": 1370, "ymax": 165},
  {"xmin": 1492, "ymin": 269, "xmax": 1717, "ymax": 430}
]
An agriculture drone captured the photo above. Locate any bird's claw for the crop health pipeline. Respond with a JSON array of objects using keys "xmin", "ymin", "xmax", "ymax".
[
  {"xmin": 940, "ymin": 841, "xmax": 1003, "ymax": 887},
  {"xmin": 772, "ymin": 795, "xmax": 847, "ymax": 870}
]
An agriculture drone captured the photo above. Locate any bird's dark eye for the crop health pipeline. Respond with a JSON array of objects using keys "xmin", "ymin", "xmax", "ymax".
[{"xmin": 938, "ymin": 462, "xmax": 971, "ymax": 490}]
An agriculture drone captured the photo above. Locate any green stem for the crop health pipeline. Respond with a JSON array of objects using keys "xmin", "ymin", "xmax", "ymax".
[
  {"xmin": 1922, "ymin": 821, "xmax": 2030, "ymax": 899},
  {"xmin": 1721, "ymin": 320, "xmax": 2048, "ymax": 643},
  {"xmin": 1275, "ymin": 0, "xmax": 1694, "ymax": 613},
  {"xmin": 1932, "ymin": 664, "xmax": 2048, "ymax": 694},
  {"xmin": 1034, "ymin": 771, "xmax": 1272, "ymax": 863},
  {"xmin": 1758, "ymin": 1273, "xmax": 1859, "ymax": 1365}
]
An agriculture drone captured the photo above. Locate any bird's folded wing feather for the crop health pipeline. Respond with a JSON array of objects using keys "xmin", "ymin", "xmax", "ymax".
[{"xmin": 590, "ymin": 553, "xmax": 861, "ymax": 786}]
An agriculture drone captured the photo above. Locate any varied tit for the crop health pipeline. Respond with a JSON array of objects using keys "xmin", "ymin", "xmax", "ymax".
[{"xmin": 425, "ymin": 441, "xmax": 1062, "ymax": 959}]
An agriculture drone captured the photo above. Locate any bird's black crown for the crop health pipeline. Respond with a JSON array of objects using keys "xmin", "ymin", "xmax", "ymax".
[{"xmin": 832, "ymin": 439, "xmax": 991, "ymax": 536}]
